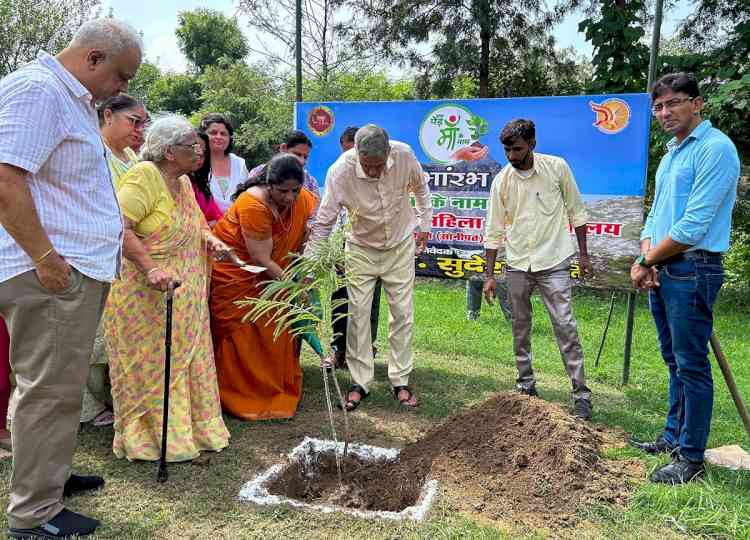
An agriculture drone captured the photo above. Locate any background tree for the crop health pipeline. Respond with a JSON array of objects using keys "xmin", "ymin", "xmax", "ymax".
[
  {"xmin": 578, "ymin": 0, "xmax": 650, "ymax": 93},
  {"xmin": 195, "ymin": 60, "xmax": 291, "ymax": 165},
  {"xmin": 147, "ymin": 72, "xmax": 203, "ymax": 115},
  {"xmin": 347, "ymin": 0, "xmax": 559, "ymax": 98},
  {"xmin": 126, "ymin": 60, "xmax": 161, "ymax": 109},
  {"xmin": 0, "ymin": 0, "xmax": 100, "ymax": 78},
  {"xmin": 238, "ymin": 0, "xmax": 371, "ymax": 91},
  {"xmin": 175, "ymin": 9, "xmax": 249, "ymax": 73}
]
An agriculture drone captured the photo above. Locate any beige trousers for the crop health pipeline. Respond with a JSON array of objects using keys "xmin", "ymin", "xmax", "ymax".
[
  {"xmin": 0, "ymin": 269, "xmax": 109, "ymax": 529},
  {"xmin": 345, "ymin": 235, "xmax": 415, "ymax": 393}
]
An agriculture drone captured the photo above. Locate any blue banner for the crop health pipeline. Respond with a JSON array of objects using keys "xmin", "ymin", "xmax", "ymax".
[{"xmin": 296, "ymin": 95, "xmax": 651, "ymax": 289}]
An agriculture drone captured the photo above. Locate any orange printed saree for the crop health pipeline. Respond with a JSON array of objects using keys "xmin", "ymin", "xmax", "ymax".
[{"xmin": 210, "ymin": 188, "xmax": 316, "ymax": 420}]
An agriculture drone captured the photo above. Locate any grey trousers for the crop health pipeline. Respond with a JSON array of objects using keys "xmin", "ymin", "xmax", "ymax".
[
  {"xmin": 506, "ymin": 258, "xmax": 591, "ymax": 401},
  {"xmin": 0, "ymin": 269, "xmax": 109, "ymax": 528}
]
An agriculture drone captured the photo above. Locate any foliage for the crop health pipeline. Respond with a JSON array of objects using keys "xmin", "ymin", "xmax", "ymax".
[
  {"xmin": 237, "ymin": 226, "xmax": 350, "ymax": 355},
  {"xmin": 195, "ymin": 60, "xmax": 291, "ymax": 165},
  {"xmin": 304, "ymin": 69, "xmax": 416, "ymax": 102},
  {"xmin": 703, "ymin": 74, "xmax": 750, "ymax": 161},
  {"xmin": 579, "ymin": 0, "xmax": 649, "ymax": 93},
  {"xmin": 238, "ymin": 0, "xmax": 372, "ymax": 90},
  {"xmin": 147, "ymin": 72, "xmax": 202, "ymax": 116},
  {"xmin": 126, "ymin": 60, "xmax": 161, "ymax": 111},
  {"xmin": 0, "ymin": 0, "xmax": 100, "ymax": 78},
  {"xmin": 347, "ymin": 0, "xmax": 557, "ymax": 98},
  {"xmin": 677, "ymin": 0, "xmax": 750, "ymax": 79},
  {"xmin": 175, "ymin": 9, "xmax": 249, "ymax": 74}
]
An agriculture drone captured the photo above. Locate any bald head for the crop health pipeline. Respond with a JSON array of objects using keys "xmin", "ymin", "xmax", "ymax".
[
  {"xmin": 70, "ymin": 19, "xmax": 143, "ymax": 57},
  {"xmin": 355, "ymin": 124, "xmax": 390, "ymax": 158},
  {"xmin": 59, "ymin": 18, "xmax": 143, "ymax": 102}
]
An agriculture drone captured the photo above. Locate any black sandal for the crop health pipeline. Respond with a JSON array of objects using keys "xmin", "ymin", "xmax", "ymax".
[
  {"xmin": 337, "ymin": 384, "xmax": 368, "ymax": 411},
  {"xmin": 393, "ymin": 385, "xmax": 418, "ymax": 408}
]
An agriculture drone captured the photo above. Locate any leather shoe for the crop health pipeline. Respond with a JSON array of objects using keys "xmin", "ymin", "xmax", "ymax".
[
  {"xmin": 650, "ymin": 452, "xmax": 705, "ymax": 484},
  {"xmin": 573, "ymin": 398, "xmax": 593, "ymax": 420},
  {"xmin": 63, "ymin": 474, "xmax": 104, "ymax": 497},
  {"xmin": 629, "ymin": 433, "xmax": 676, "ymax": 455},
  {"xmin": 8, "ymin": 508, "xmax": 100, "ymax": 538}
]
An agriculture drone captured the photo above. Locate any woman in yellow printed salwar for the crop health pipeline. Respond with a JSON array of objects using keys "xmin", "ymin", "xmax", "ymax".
[{"xmin": 103, "ymin": 115, "xmax": 230, "ymax": 461}]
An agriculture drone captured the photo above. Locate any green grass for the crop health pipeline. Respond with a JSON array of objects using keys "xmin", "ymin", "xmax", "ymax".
[{"xmin": 1, "ymin": 279, "xmax": 749, "ymax": 539}]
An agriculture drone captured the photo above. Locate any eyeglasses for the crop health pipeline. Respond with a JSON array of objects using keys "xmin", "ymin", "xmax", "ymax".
[
  {"xmin": 651, "ymin": 96, "xmax": 695, "ymax": 115},
  {"xmin": 174, "ymin": 143, "xmax": 204, "ymax": 154},
  {"xmin": 123, "ymin": 114, "xmax": 150, "ymax": 129}
]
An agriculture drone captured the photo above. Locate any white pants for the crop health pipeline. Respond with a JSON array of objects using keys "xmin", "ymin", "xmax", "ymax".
[{"xmin": 345, "ymin": 235, "xmax": 415, "ymax": 392}]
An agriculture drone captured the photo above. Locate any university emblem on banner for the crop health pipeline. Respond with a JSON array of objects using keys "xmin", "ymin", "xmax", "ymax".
[
  {"xmin": 589, "ymin": 98, "xmax": 630, "ymax": 134},
  {"xmin": 307, "ymin": 106, "xmax": 334, "ymax": 136},
  {"xmin": 420, "ymin": 104, "xmax": 489, "ymax": 164}
]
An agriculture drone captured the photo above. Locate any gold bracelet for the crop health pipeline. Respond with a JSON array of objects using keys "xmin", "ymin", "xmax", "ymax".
[
  {"xmin": 33, "ymin": 247, "xmax": 54, "ymax": 265},
  {"xmin": 146, "ymin": 267, "xmax": 161, "ymax": 276}
]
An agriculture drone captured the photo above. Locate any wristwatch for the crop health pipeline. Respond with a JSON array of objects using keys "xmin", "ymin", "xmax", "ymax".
[{"xmin": 634, "ymin": 254, "xmax": 653, "ymax": 268}]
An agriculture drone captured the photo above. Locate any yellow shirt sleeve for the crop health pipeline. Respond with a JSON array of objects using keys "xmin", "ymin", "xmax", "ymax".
[
  {"xmin": 484, "ymin": 171, "xmax": 506, "ymax": 250},
  {"xmin": 117, "ymin": 162, "xmax": 173, "ymax": 237},
  {"xmin": 557, "ymin": 159, "xmax": 588, "ymax": 228}
]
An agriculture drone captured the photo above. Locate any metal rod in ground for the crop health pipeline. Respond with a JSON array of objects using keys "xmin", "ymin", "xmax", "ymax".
[
  {"xmin": 622, "ymin": 291, "xmax": 636, "ymax": 386},
  {"xmin": 157, "ymin": 292, "xmax": 175, "ymax": 483},
  {"xmin": 710, "ymin": 332, "xmax": 750, "ymax": 442},
  {"xmin": 595, "ymin": 290, "xmax": 617, "ymax": 368}
]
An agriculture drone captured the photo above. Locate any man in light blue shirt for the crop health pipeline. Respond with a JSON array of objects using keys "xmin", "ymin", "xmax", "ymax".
[{"xmin": 630, "ymin": 72, "xmax": 740, "ymax": 484}]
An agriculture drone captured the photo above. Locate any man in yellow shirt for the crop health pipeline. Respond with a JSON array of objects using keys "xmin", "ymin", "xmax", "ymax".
[{"xmin": 483, "ymin": 119, "xmax": 593, "ymax": 420}]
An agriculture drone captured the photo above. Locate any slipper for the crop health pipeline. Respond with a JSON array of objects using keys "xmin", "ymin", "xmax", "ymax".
[
  {"xmin": 337, "ymin": 384, "xmax": 368, "ymax": 412},
  {"xmin": 92, "ymin": 410, "xmax": 114, "ymax": 427},
  {"xmin": 393, "ymin": 385, "xmax": 418, "ymax": 408}
]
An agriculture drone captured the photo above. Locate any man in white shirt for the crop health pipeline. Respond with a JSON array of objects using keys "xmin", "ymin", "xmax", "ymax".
[
  {"xmin": 483, "ymin": 119, "xmax": 594, "ymax": 420},
  {"xmin": 306, "ymin": 125, "xmax": 432, "ymax": 410},
  {"xmin": 0, "ymin": 19, "xmax": 142, "ymax": 539}
]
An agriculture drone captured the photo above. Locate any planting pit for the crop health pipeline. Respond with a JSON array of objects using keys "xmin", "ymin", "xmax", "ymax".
[
  {"xmin": 241, "ymin": 393, "xmax": 642, "ymax": 529},
  {"xmin": 238, "ymin": 438, "xmax": 439, "ymax": 521}
]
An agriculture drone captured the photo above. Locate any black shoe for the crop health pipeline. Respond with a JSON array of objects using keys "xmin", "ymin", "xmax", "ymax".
[
  {"xmin": 517, "ymin": 386, "xmax": 538, "ymax": 397},
  {"xmin": 650, "ymin": 452, "xmax": 705, "ymax": 485},
  {"xmin": 573, "ymin": 398, "xmax": 593, "ymax": 420},
  {"xmin": 63, "ymin": 474, "xmax": 104, "ymax": 497},
  {"xmin": 629, "ymin": 434, "xmax": 676, "ymax": 455},
  {"xmin": 8, "ymin": 508, "xmax": 100, "ymax": 538}
]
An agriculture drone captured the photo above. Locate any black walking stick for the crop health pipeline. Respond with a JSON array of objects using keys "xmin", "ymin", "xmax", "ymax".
[{"xmin": 157, "ymin": 282, "xmax": 180, "ymax": 483}]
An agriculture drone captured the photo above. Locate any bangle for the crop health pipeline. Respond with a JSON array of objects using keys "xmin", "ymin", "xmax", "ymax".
[
  {"xmin": 33, "ymin": 247, "xmax": 54, "ymax": 265},
  {"xmin": 146, "ymin": 267, "xmax": 161, "ymax": 276}
]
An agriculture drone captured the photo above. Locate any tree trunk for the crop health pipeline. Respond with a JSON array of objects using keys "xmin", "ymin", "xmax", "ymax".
[{"xmin": 479, "ymin": 27, "xmax": 490, "ymax": 97}]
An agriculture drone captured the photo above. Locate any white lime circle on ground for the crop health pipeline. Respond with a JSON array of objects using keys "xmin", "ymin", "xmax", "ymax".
[{"xmin": 419, "ymin": 103, "xmax": 479, "ymax": 164}]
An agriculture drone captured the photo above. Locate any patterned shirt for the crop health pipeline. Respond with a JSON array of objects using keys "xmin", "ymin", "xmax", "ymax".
[{"xmin": 0, "ymin": 51, "xmax": 123, "ymax": 283}]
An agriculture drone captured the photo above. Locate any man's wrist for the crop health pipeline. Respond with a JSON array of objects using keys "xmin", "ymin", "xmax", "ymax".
[{"xmin": 634, "ymin": 254, "xmax": 653, "ymax": 268}]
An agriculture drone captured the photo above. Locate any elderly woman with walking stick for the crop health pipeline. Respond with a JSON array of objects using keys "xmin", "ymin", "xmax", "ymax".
[{"xmin": 103, "ymin": 115, "xmax": 230, "ymax": 462}]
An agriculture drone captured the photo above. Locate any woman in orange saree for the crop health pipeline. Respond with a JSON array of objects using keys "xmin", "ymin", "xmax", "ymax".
[{"xmin": 211, "ymin": 154, "xmax": 317, "ymax": 420}]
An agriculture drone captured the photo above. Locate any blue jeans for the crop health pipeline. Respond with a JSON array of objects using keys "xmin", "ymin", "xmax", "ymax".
[{"xmin": 649, "ymin": 252, "xmax": 724, "ymax": 462}]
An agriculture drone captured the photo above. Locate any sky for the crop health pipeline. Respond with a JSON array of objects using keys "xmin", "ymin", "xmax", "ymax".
[{"xmin": 101, "ymin": 0, "xmax": 694, "ymax": 74}]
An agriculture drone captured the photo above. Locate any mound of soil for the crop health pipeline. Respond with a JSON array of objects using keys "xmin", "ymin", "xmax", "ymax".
[{"xmin": 269, "ymin": 393, "xmax": 642, "ymax": 526}]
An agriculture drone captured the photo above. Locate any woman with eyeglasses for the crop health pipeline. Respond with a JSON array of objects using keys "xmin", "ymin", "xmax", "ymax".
[
  {"xmin": 199, "ymin": 113, "xmax": 249, "ymax": 214},
  {"xmin": 102, "ymin": 115, "xmax": 231, "ymax": 462},
  {"xmin": 209, "ymin": 154, "xmax": 317, "ymax": 420},
  {"xmin": 77, "ymin": 94, "xmax": 149, "ymax": 428}
]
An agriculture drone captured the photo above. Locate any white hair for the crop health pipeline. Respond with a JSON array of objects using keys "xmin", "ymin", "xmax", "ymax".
[
  {"xmin": 70, "ymin": 19, "xmax": 143, "ymax": 56},
  {"xmin": 140, "ymin": 115, "xmax": 196, "ymax": 163},
  {"xmin": 355, "ymin": 124, "xmax": 390, "ymax": 158}
]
